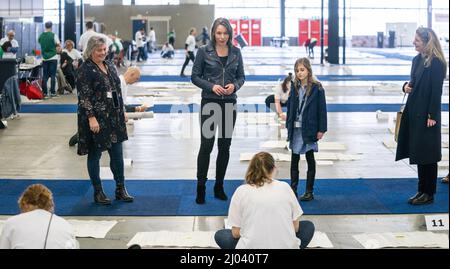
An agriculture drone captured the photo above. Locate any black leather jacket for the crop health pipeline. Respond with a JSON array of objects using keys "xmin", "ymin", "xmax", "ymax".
[{"xmin": 191, "ymin": 44, "xmax": 245, "ymax": 101}]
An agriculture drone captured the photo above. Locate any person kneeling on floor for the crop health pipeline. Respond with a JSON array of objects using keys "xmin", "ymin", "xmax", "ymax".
[
  {"xmin": 0, "ymin": 184, "xmax": 79, "ymax": 249},
  {"xmin": 214, "ymin": 152, "xmax": 315, "ymax": 249}
]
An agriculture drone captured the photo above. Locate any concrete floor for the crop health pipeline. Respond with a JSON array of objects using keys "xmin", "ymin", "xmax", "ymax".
[{"xmin": 0, "ymin": 46, "xmax": 448, "ymax": 249}]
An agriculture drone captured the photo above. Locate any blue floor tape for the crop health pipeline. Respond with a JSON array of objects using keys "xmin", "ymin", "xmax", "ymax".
[{"xmin": 19, "ymin": 103, "xmax": 449, "ymax": 114}]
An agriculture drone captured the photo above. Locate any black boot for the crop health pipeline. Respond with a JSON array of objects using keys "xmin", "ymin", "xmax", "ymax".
[
  {"xmin": 290, "ymin": 170, "xmax": 299, "ymax": 198},
  {"xmin": 196, "ymin": 184, "xmax": 206, "ymax": 204},
  {"xmin": 300, "ymin": 170, "xmax": 315, "ymax": 202},
  {"xmin": 69, "ymin": 134, "xmax": 78, "ymax": 147},
  {"xmin": 214, "ymin": 183, "xmax": 228, "ymax": 201},
  {"xmin": 94, "ymin": 185, "xmax": 111, "ymax": 205},
  {"xmin": 115, "ymin": 184, "xmax": 134, "ymax": 202}
]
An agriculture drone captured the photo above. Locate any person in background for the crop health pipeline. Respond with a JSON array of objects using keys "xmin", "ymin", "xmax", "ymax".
[
  {"xmin": 0, "ymin": 30, "xmax": 19, "ymax": 57},
  {"xmin": 76, "ymin": 35, "xmax": 133, "ymax": 205},
  {"xmin": 119, "ymin": 67, "xmax": 149, "ymax": 113},
  {"xmin": 0, "ymin": 184, "xmax": 79, "ymax": 249},
  {"xmin": 180, "ymin": 27, "xmax": 197, "ymax": 77},
  {"xmin": 265, "ymin": 73, "xmax": 292, "ymax": 121},
  {"xmin": 442, "ymin": 173, "xmax": 449, "ymax": 184},
  {"xmin": 286, "ymin": 57, "xmax": 327, "ymax": 201},
  {"xmin": 60, "ymin": 39, "xmax": 82, "ymax": 91},
  {"xmin": 168, "ymin": 29, "xmax": 176, "ymax": 47},
  {"xmin": 38, "ymin": 21, "xmax": 61, "ymax": 98},
  {"xmin": 78, "ymin": 21, "xmax": 112, "ymax": 52},
  {"xmin": 135, "ymin": 27, "xmax": 146, "ymax": 62},
  {"xmin": 148, "ymin": 27, "xmax": 156, "ymax": 53},
  {"xmin": 214, "ymin": 152, "xmax": 315, "ymax": 249},
  {"xmin": 396, "ymin": 27, "xmax": 447, "ymax": 205},
  {"xmin": 201, "ymin": 26, "xmax": 210, "ymax": 45},
  {"xmin": 161, "ymin": 42, "xmax": 175, "ymax": 59}
]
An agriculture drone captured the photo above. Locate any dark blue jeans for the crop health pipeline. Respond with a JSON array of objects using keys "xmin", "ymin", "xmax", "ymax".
[
  {"xmin": 214, "ymin": 220, "xmax": 315, "ymax": 249},
  {"xmin": 87, "ymin": 142, "xmax": 125, "ymax": 188},
  {"xmin": 42, "ymin": 60, "xmax": 57, "ymax": 95}
]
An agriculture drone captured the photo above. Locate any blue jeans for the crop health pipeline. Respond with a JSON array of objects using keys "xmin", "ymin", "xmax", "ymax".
[
  {"xmin": 214, "ymin": 220, "xmax": 315, "ymax": 249},
  {"xmin": 87, "ymin": 142, "xmax": 125, "ymax": 188},
  {"xmin": 42, "ymin": 60, "xmax": 57, "ymax": 95}
]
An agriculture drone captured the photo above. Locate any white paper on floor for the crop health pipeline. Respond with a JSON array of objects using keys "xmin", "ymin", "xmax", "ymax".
[
  {"xmin": 261, "ymin": 141, "xmax": 347, "ymax": 151},
  {"xmin": 68, "ymin": 220, "xmax": 118, "ymax": 239},
  {"xmin": 127, "ymin": 231, "xmax": 219, "ymax": 248},
  {"xmin": 353, "ymin": 231, "xmax": 449, "ymax": 249},
  {"xmin": 384, "ymin": 140, "xmax": 449, "ymax": 149},
  {"xmin": 308, "ymin": 231, "xmax": 334, "ymax": 248},
  {"xmin": 0, "ymin": 220, "xmax": 5, "ymax": 236},
  {"xmin": 240, "ymin": 152, "xmax": 359, "ymax": 162}
]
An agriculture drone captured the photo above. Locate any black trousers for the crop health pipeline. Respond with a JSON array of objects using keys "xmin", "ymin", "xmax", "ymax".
[
  {"xmin": 197, "ymin": 99, "xmax": 237, "ymax": 186},
  {"xmin": 417, "ymin": 163, "xmax": 438, "ymax": 195},
  {"xmin": 181, "ymin": 51, "xmax": 195, "ymax": 75},
  {"xmin": 265, "ymin": 94, "xmax": 287, "ymax": 112},
  {"xmin": 291, "ymin": 150, "xmax": 316, "ymax": 191}
]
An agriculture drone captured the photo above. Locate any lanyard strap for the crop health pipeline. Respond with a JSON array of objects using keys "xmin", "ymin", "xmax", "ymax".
[{"xmin": 44, "ymin": 213, "xmax": 54, "ymax": 249}]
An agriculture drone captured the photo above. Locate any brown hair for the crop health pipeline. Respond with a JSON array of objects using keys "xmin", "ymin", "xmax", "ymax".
[
  {"xmin": 245, "ymin": 152, "xmax": 276, "ymax": 187},
  {"xmin": 293, "ymin": 57, "xmax": 320, "ymax": 97},
  {"xmin": 210, "ymin": 17, "xmax": 233, "ymax": 48},
  {"xmin": 281, "ymin": 72, "xmax": 293, "ymax": 93},
  {"xmin": 18, "ymin": 184, "xmax": 55, "ymax": 213},
  {"xmin": 416, "ymin": 27, "xmax": 447, "ymax": 74}
]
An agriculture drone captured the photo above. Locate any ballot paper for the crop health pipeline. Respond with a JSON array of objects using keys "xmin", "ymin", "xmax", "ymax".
[
  {"xmin": 353, "ymin": 231, "xmax": 449, "ymax": 249},
  {"xmin": 127, "ymin": 231, "xmax": 219, "ymax": 248},
  {"xmin": 68, "ymin": 220, "xmax": 118, "ymax": 238}
]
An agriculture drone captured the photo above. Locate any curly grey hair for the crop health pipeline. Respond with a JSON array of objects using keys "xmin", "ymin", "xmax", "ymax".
[{"xmin": 83, "ymin": 35, "xmax": 107, "ymax": 61}]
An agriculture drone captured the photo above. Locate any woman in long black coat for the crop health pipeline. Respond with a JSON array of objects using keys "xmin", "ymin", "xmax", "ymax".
[
  {"xmin": 77, "ymin": 35, "xmax": 133, "ymax": 205},
  {"xmin": 396, "ymin": 27, "xmax": 447, "ymax": 205}
]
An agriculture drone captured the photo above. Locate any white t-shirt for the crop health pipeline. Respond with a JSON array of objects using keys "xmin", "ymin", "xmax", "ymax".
[
  {"xmin": 185, "ymin": 35, "xmax": 196, "ymax": 52},
  {"xmin": 62, "ymin": 48, "xmax": 82, "ymax": 61},
  {"xmin": 227, "ymin": 180, "xmax": 303, "ymax": 249},
  {"xmin": 0, "ymin": 209, "xmax": 79, "ymax": 249},
  {"xmin": 78, "ymin": 30, "xmax": 112, "ymax": 52},
  {"xmin": 274, "ymin": 82, "xmax": 291, "ymax": 104},
  {"xmin": 149, "ymin": 30, "xmax": 156, "ymax": 42},
  {"xmin": 135, "ymin": 31, "xmax": 144, "ymax": 48},
  {"xmin": 0, "ymin": 38, "xmax": 19, "ymax": 48},
  {"xmin": 119, "ymin": 75, "xmax": 128, "ymax": 105}
]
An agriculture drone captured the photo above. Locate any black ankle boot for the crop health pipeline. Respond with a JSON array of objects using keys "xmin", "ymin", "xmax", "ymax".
[
  {"xmin": 214, "ymin": 185, "xmax": 228, "ymax": 201},
  {"xmin": 196, "ymin": 184, "xmax": 206, "ymax": 204},
  {"xmin": 94, "ymin": 186, "xmax": 111, "ymax": 205},
  {"xmin": 299, "ymin": 192, "xmax": 314, "ymax": 201},
  {"xmin": 115, "ymin": 184, "xmax": 134, "ymax": 202},
  {"xmin": 290, "ymin": 170, "xmax": 299, "ymax": 198}
]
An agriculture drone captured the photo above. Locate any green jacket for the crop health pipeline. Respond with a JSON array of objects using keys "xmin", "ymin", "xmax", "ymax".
[{"xmin": 38, "ymin": 31, "xmax": 57, "ymax": 60}]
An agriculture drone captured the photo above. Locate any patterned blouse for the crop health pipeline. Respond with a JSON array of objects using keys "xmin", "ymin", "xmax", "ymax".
[{"xmin": 76, "ymin": 59, "xmax": 127, "ymax": 155}]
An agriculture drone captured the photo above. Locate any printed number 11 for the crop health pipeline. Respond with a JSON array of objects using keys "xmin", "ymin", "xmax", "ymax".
[{"xmin": 431, "ymin": 219, "xmax": 444, "ymax": 227}]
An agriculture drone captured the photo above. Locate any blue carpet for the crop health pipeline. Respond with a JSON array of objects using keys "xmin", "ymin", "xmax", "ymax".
[
  {"xmin": 140, "ymin": 74, "xmax": 410, "ymax": 82},
  {"xmin": 19, "ymin": 103, "xmax": 449, "ymax": 113},
  {"xmin": 0, "ymin": 178, "xmax": 447, "ymax": 216}
]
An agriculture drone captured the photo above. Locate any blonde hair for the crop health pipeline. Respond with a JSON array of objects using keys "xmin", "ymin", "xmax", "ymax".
[
  {"xmin": 293, "ymin": 57, "xmax": 321, "ymax": 97},
  {"xmin": 83, "ymin": 35, "xmax": 106, "ymax": 61},
  {"xmin": 416, "ymin": 27, "xmax": 447, "ymax": 74},
  {"xmin": 18, "ymin": 184, "xmax": 55, "ymax": 213},
  {"xmin": 245, "ymin": 152, "xmax": 275, "ymax": 187}
]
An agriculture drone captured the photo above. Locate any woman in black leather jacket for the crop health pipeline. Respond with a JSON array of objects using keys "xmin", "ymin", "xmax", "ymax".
[{"xmin": 191, "ymin": 17, "xmax": 245, "ymax": 204}]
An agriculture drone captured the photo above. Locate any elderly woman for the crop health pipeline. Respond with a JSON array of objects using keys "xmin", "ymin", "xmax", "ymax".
[
  {"xmin": 77, "ymin": 35, "xmax": 133, "ymax": 205},
  {"xmin": 60, "ymin": 39, "xmax": 82, "ymax": 90},
  {"xmin": 396, "ymin": 27, "xmax": 447, "ymax": 205},
  {"xmin": 0, "ymin": 184, "xmax": 78, "ymax": 249}
]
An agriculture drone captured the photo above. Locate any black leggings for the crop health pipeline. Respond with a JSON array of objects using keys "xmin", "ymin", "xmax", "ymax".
[
  {"xmin": 197, "ymin": 99, "xmax": 237, "ymax": 186},
  {"xmin": 291, "ymin": 150, "xmax": 316, "ymax": 174},
  {"xmin": 181, "ymin": 51, "xmax": 195, "ymax": 74}
]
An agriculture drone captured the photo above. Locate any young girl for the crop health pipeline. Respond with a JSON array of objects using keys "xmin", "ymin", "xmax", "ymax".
[
  {"xmin": 214, "ymin": 152, "xmax": 315, "ymax": 249},
  {"xmin": 265, "ymin": 73, "xmax": 292, "ymax": 120},
  {"xmin": 286, "ymin": 58, "xmax": 327, "ymax": 201}
]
